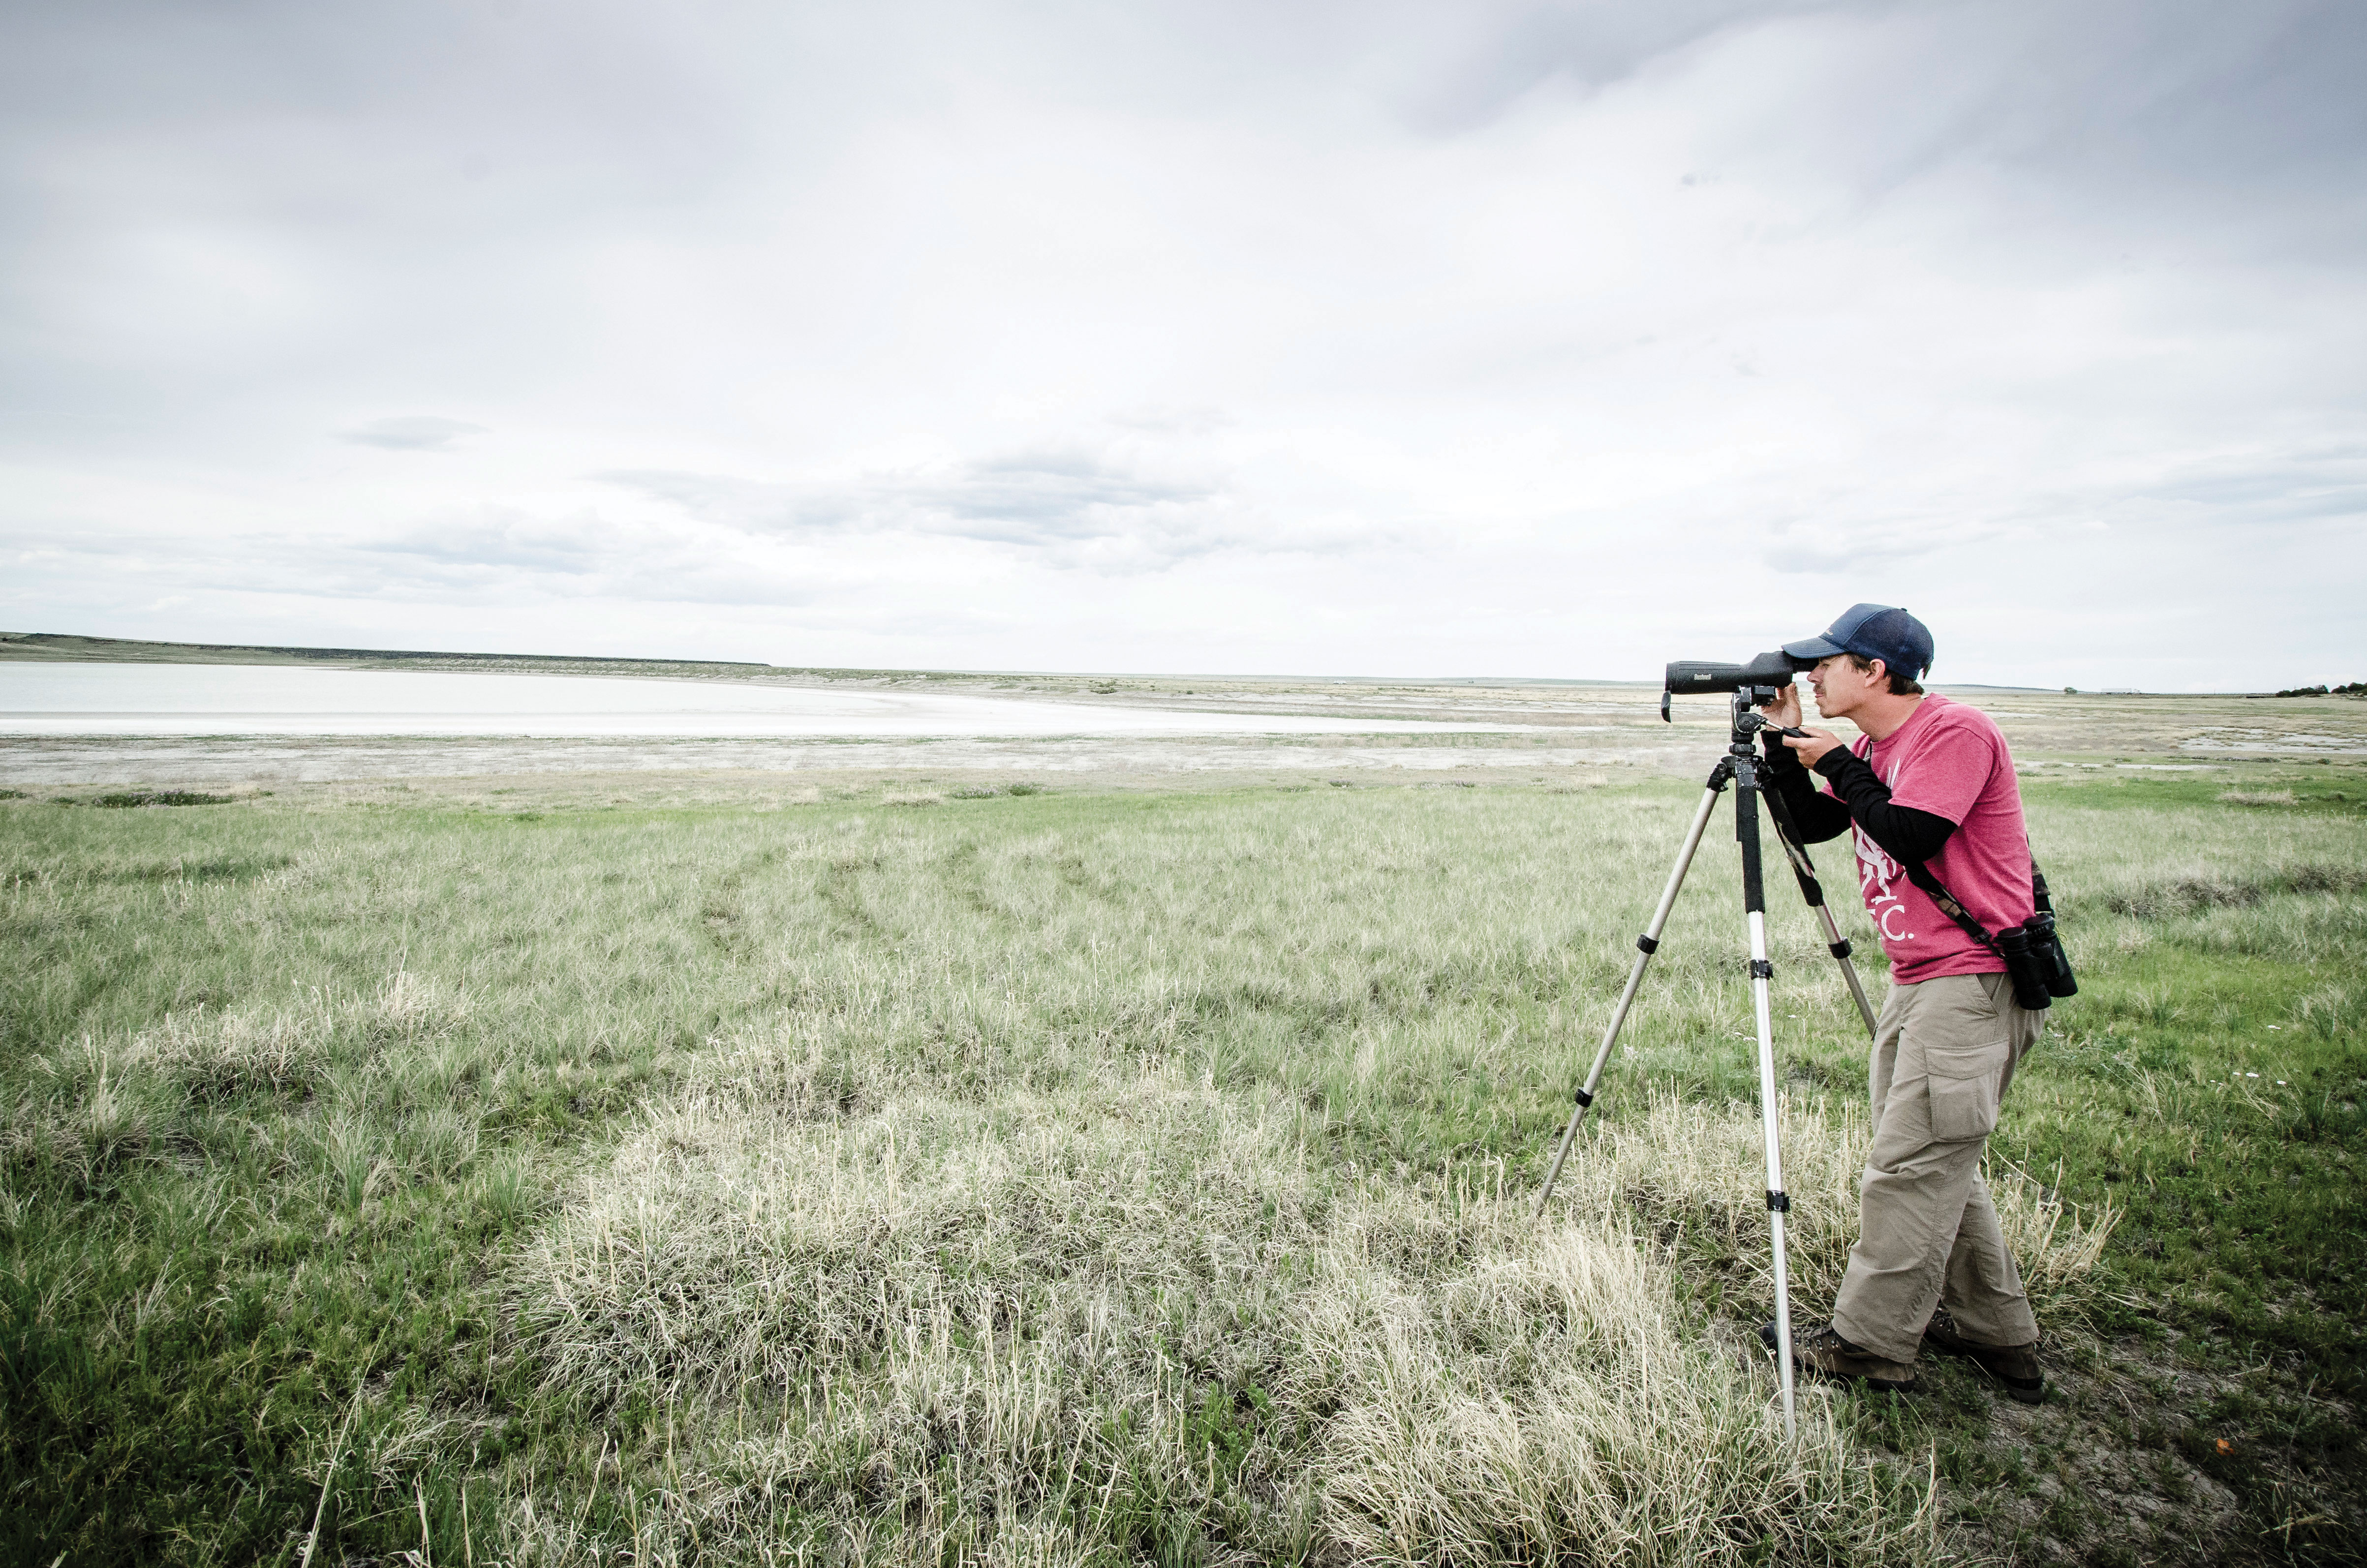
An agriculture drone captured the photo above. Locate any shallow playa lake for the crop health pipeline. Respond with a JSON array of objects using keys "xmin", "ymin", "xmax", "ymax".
[{"xmin": 0, "ymin": 662, "xmax": 1529, "ymax": 740}]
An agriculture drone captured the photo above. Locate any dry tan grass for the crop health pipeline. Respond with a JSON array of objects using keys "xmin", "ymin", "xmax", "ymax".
[
  {"xmin": 491, "ymin": 1004, "xmax": 2114, "ymax": 1564},
  {"xmin": 125, "ymin": 1005, "xmax": 332, "ymax": 1099},
  {"xmin": 1550, "ymin": 1088, "xmax": 2118, "ymax": 1320},
  {"xmin": 5, "ymin": 973, "xmax": 481, "ymax": 1182}
]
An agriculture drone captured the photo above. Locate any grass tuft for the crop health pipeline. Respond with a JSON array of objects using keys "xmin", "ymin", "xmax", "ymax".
[{"xmin": 85, "ymin": 790, "xmax": 237, "ymax": 808}]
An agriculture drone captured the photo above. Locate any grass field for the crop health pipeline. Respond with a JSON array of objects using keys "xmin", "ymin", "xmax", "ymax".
[{"xmin": 4, "ymin": 765, "xmax": 2364, "ymax": 1565}]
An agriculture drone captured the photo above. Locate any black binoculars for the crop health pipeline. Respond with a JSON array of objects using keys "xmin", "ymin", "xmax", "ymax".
[{"xmin": 1996, "ymin": 912, "xmax": 2079, "ymax": 1011}]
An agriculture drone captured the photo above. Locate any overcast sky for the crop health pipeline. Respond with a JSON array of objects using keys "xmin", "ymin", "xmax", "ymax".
[{"xmin": 4, "ymin": 1, "xmax": 2362, "ymax": 689}]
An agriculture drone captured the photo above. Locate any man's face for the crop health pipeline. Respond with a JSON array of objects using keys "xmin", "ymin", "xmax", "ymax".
[{"xmin": 1806, "ymin": 653, "xmax": 1883, "ymax": 719}]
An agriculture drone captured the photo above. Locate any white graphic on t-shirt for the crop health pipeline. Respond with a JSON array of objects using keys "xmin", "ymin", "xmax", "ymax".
[{"xmin": 1853, "ymin": 752, "xmax": 1914, "ymax": 943}]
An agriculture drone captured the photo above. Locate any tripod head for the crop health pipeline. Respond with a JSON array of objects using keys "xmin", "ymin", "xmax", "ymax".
[{"xmin": 1731, "ymin": 705, "xmax": 1810, "ymax": 743}]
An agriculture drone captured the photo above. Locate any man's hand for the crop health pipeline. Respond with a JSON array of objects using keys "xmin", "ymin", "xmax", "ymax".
[
  {"xmin": 1781, "ymin": 726, "xmax": 1846, "ymax": 766},
  {"xmin": 1755, "ymin": 680, "xmax": 1845, "ymax": 763},
  {"xmin": 1757, "ymin": 681, "xmax": 1804, "ymax": 731}
]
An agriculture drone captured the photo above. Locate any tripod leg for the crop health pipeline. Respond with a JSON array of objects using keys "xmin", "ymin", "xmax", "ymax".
[
  {"xmin": 1734, "ymin": 764, "xmax": 1800, "ymax": 1438},
  {"xmin": 1533, "ymin": 777, "xmax": 1725, "ymax": 1218},
  {"xmin": 1761, "ymin": 789, "xmax": 1879, "ymax": 1039}
]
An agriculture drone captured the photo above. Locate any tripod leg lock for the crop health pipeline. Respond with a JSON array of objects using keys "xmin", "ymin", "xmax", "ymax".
[
  {"xmin": 1750, "ymin": 958, "xmax": 1773, "ymax": 979},
  {"xmin": 1765, "ymin": 1190, "xmax": 1791, "ymax": 1212},
  {"xmin": 1571, "ymin": 1087, "xmax": 1594, "ymax": 1108},
  {"xmin": 1827, "ymin": 939, "xmax": 1853, "ymax": 959},
  {"xmin": 1636, "ymin": 935, "xmax": 1659, "ymax": 954}
]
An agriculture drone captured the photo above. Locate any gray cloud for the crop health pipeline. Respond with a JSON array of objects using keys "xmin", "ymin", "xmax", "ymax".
[
  {"xmin": 920, "ymin": 450, "xmax": 1218, "ymax": 543},
  {"xmin": 343, "ymin": 514, "xmax": 824, "ymax": 607},
  {"xmin": 601, "ymin": 447, "xmax": 1315, "ymax": 570},
  {"xmin": 357, "ymin": 515, "xmax": 606, "ymax": 572},
  {"xmin": 341, "ymin": 416, "xmax": 490, "ymax": 451},
  {"xmin": 2119, "ymin": 449, "xmax": 2367, "ymax": 536}
]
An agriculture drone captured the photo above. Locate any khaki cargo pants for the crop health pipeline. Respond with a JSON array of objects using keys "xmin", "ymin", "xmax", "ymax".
[{"xmin": 1830, "ymin": 971, "xmax": 2046, "ymax": 1363}]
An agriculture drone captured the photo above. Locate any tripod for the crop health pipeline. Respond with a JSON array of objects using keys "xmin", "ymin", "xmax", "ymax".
[{"xmin": 1531, "ymin": 691, "xmax": 1880, "ymax": 1436}]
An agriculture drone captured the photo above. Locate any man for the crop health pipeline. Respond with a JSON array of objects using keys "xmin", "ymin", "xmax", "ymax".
[{"xmin": 1753, "ymin": 603, "xmax": 2048, "ymax": 1404}]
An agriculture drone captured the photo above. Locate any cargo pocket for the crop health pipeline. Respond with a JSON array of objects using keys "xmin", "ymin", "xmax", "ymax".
[{"xmin": 1926, "ymin": 1038, "xmax": 2009, "ymax": 1141}]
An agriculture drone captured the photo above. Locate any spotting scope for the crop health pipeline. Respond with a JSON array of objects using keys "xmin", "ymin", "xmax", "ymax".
[{"xmin": 1660, "ymin": 651, "xmax": 1809, "ymax": 720}]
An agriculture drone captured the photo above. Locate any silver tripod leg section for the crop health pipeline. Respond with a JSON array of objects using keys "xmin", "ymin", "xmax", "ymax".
[
  {"xmin": 1533, "ymin": 782, "xmax": 1724, "ymax": 1218},
  {"xmin": 1748, "ymin": 907, "xmax": 1799, "ymax": 1438}
]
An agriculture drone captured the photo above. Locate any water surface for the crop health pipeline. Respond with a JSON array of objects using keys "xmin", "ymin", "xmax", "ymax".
[{"xmin": 0, "ymin": 662, "xmax": 1526, "ymax": 739}]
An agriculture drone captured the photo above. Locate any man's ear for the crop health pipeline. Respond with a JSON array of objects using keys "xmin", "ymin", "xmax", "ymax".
[{"xmin": 1866, "ymin": 658, "xmax": 1888, "ymax": 687}]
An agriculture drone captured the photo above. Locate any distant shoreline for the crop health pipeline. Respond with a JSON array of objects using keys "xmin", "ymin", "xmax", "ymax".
[{"xmin": 0, "ymin": 630, "xmax": 2305, "ymax": 697}]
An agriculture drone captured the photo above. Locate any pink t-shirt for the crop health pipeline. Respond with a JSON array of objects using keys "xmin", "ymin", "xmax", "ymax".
[{"xmin": 1831, "ymin": 696, "xmax": 2035, "ymax": 984}]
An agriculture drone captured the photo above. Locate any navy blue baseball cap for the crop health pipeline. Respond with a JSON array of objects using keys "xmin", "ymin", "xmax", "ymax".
[{"xmin": 1783, "ymin": 603, "xmax": 1935, "ymax": 681}]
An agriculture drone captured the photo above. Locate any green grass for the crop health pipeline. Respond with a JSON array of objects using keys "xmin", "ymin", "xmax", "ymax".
[{"xmin": 2, "ymin": 774, "xmax": 2362, "ymax": 1565}]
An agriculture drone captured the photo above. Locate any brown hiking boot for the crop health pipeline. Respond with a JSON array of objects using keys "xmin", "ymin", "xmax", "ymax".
[
  {"xmin": 1923, "ymin": 1307, "xmax": 2045, "ymax": 1404},
  {"xmin": 1759, "ymin": 1320, "xmax": 1917, "ymax": 1393}
]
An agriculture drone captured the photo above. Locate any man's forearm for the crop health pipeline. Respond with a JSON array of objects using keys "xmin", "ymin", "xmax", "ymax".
[
  {"xmin": 1758, "ymin": 736, "xmax": 1852, "ymax": 842},
  {"xmin": 1811, "ymin": 749, "xmax": 1957, "ymax": 862}
]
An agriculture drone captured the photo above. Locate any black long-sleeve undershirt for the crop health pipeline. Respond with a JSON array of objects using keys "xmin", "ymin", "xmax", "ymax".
[{"xmin": 1758, "ymin": 733, "xmax": 1957, "ymax": 864}]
